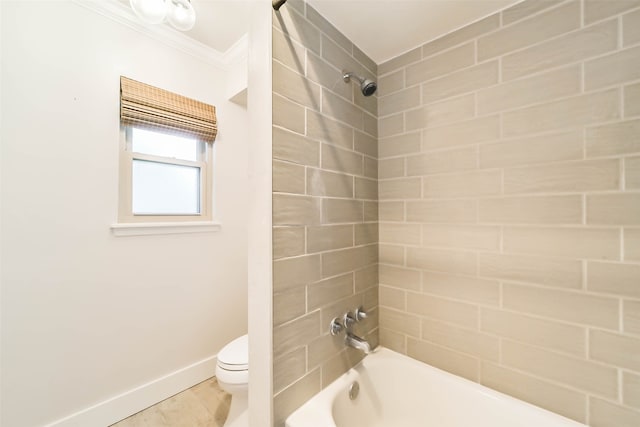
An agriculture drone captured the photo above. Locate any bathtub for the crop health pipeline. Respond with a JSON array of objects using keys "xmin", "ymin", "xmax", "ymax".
[{"xmin": 286, "ymin": 347, "xmax": 586, "ymax": 427}]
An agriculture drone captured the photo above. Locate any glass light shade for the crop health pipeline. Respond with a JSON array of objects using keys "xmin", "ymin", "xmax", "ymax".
[
  {"xmin": 130, "ymin": 0, "xmax": 168, "ymax": 24},
  {"xmin": 167, "ymin": 0, "xmax": 196, "ymax": 31}
]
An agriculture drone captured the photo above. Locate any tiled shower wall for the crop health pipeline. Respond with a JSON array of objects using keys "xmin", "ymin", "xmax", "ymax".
[
  {"xmin": 378, "ymin": 0, "xmax": 640, "ymax": 425},
  {"xmin": 271, "ymin": 1, "xmax": 378, "ymax": 424}
]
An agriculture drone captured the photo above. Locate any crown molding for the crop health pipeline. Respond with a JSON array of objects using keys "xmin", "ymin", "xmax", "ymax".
[
  {"xmin": 72, "ymin": 0, "xmax": 247, "ymax": 69},
  {"xmin": 223, "ymin": 33, "xmax": 249, "ymax": 66}
]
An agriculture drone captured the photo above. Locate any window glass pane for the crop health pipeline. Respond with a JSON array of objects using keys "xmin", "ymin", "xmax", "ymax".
[
  {"xmin": 131, "ymin": 128, "xmax": 198, "ymax": 161},
  {"xmin": 132, "ymin": 160, "xmax": 200, "ymax": 215}
]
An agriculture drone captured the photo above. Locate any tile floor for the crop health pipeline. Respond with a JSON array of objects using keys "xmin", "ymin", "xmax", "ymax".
[{"xmin": 110, "ymin": 377, "xmax": 230, "ymax": 427}]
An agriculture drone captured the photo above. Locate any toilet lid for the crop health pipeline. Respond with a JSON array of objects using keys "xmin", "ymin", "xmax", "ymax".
[{"xmin": 218, "ymin": 334, "xmax": 248, "ymax": 371}]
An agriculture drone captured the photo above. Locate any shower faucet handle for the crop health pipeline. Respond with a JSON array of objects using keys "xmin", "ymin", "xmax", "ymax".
[
  {"xmin": 330, "ymin": 317, "xmax": 344, "ymax": 336},
  {"xmin": 355, "ymin": 306, "xmax": 368, "ymax": 322},
  {"xmin": 330, "ymin": 308, "xmax": 367, "ymax": 336},
  {"xmin": 343, "ymin": 312, "xmax": 357, "ymax": 329}
]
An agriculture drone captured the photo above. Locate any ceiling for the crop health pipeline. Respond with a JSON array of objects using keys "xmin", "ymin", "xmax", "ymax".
[
  {"xmin": 186, "ymin": 0, "xmax": 252, "ymax": 53},
  {"xmin": 307, "ymin": 0, "xmax": 519, "ymax": 64},
  {"xmin": 124, "ymin": 0, "xmax": 519, "ymax": 63}
]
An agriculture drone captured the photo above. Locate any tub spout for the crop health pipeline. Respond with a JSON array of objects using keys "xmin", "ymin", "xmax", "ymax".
[{"xmin": 345, "ymin": 332, "xmax": 371, "ymax": 355}]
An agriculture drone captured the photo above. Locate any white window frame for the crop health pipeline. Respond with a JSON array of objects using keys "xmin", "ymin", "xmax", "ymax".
[{"xmin": 116, "ymin": 125, "xmax": 214, "ymax": 226}]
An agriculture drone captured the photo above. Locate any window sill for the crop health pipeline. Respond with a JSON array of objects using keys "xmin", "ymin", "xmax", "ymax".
[{"xmin": 111, "ymin": 221, "xmax": 221, "ymax": 237}]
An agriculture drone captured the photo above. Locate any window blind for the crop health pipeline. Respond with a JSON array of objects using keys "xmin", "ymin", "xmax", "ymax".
[{"xmin": 120, "ymin": 76, "xmax": 217, "ymax": 143}]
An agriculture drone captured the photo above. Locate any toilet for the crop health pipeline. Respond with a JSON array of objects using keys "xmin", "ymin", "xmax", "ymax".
[{"xmin": 216, "ymin": 335, "xmax": 249, "ymax": 427}]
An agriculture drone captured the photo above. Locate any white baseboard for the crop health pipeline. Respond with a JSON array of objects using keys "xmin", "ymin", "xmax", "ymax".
[{"xmin": 44, "ymin": 355, "xmax": 218, "ymax": 427}]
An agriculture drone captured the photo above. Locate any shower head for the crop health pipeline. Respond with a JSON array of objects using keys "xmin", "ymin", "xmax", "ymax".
[{"xmin": 343, "ymin": 71, "xmax": 377, "ymax": 97}]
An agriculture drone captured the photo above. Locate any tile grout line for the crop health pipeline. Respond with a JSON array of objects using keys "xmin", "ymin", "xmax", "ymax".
[{"xmin": 618, "ymin": 368, "xmax": 624, "ymax": 404}]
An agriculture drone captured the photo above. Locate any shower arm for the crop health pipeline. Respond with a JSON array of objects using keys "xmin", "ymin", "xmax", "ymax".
[
  {"xmin": 343, "ymin": 72, "xmax": 363, "ymax": 84},
  {"xmin": 342, "ymin": 71, "xmax": 364, "ymax": 83}
]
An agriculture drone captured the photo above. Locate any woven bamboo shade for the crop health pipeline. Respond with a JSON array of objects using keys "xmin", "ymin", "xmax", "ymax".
[{"xmin": 120, "ymin": 76, "xmax": 217, "ymax": 143}]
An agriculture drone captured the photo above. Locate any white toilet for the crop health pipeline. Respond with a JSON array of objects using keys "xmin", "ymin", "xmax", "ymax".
[{"xmin": 216, "ymin": 335, "xmax": 249, "ymax": 427}]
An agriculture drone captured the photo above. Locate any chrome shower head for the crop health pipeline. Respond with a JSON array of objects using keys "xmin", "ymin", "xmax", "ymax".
[{"xmin": 343, "ymin": 71, "xmax": 377, "ymax": 96}]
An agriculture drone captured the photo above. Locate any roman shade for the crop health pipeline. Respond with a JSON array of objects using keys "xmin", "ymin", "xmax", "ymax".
[{"xmin": 120, "ymin": 76, "xmax": 217, "ymax": 143}]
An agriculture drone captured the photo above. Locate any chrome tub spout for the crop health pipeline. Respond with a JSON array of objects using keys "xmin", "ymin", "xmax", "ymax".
[{"xmin": 345, "ymin": 332, "xmax": 371, "ymax": 355}]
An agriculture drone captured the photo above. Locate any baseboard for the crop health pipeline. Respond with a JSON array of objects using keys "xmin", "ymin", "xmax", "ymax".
[{"xmin": 44, "ymin": 355, "xmax": 218, "ymax": 427}]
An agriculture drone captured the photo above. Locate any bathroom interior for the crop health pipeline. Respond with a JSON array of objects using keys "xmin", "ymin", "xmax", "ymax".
[{"xmin": 1, "ymin": 0, "xmax": 639, "ymax": 426}]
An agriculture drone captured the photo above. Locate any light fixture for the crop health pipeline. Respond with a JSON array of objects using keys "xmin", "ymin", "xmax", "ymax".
[
  {"xmin": 167, "ymin": 0, "xmax": 196, "ymax": 31},
  {"xmin": 130, "ymin": 0, "xmax": 168, "ymax": 25},
  {"xmin": 129, "ymin": 0, "xmax": 196, "ymax": 31}
]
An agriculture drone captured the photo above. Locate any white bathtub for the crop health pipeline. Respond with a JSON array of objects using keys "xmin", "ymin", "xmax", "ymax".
[{"xmin": 286, "ymin": 347, "xmax": 586, "ymax": 427}]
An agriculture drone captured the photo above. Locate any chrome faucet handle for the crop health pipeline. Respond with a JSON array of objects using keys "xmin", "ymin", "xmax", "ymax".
[
  {"xmin": 355, "ymin": 306, "xmax": 368, "ymax": 321},
  {"xmin": 330, "ymin": 317, "xmax": 344, "ymax": 336},
  {"xmin": 343, "ymin": 312, "xmax": 357, "ymax": 329}
]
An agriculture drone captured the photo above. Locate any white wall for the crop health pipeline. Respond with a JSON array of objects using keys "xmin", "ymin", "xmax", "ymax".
[{"xmin": 0, "ymin": 2, "xmax": 249, "ymax": 426}]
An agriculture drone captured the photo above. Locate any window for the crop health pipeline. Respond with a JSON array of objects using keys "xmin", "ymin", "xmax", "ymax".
[
  {"xmin": 117, "ymin": 77, "xmax": 217, "ymax": 226},
  {"xmin": 119, "ymin": 126, "xmax": 212, "ymax": 222}
]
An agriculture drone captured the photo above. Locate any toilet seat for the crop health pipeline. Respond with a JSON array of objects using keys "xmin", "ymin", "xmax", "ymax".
[
  {"xmin": 217, "ymin": 335, "xmax": 248, "ymax": 372},
  {"xmin": 218, "ymin": 361, "xmax": 248, "ymax": 371}
]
